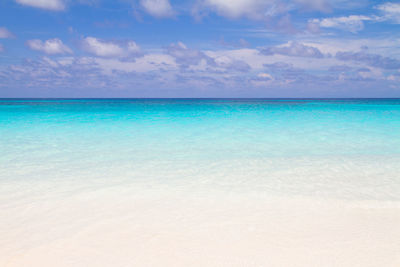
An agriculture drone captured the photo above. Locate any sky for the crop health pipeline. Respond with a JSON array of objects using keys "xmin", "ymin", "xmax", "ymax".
[{"xmin": 0, "ymin": 0, "xmax": 400, "ymax": 97}]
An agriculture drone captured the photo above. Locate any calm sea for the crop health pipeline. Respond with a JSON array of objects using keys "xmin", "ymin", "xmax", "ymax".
[{"xmin": 1, "ymin": 98, "xmax": 399, "ymax": 200}]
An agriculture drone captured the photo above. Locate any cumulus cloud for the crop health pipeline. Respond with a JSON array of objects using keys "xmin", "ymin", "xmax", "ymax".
[
  {"xmin": 263, "ymin": 62, "xmax": 305, "ymax": 81},
  {"xmin": 166, "ymin": 42, "xmax": 254, "ymax": 74},
  {"xmin": 15, "ymin": 0, "xmax": 66, "ymax": 11},
  {"xmin": 257, "ymin": 72, "xmax": 273, "ymax": 79},
  {"xmin": 140, "ymin": 0, "xmax": 175, "ymax": 18},
  {"xmin": 1, "ymin": 56, "xmax": 117, "ymax": 90},
  {"xmin": 336, "ymin": 51, "xmax": 400, "ymax": 69},
  {"xmin": 0, "ymin": 27, "xmax": 14, "ymax": 38},
  {"xmin": 310, "ymin": 15, "xmax": 375, "ymax": 33},
  {"xmin": 213, "ymin": 55, "xmax": 251, "ymax": 72},
  {"xmin": 0, "ymin": 54, "xmax": 180, "ymax": 92},
  {"xmin": 376, "ymin": 2, "xmax": 400, "ymax": 23},
  {"xmin": 166, "ymin": 42, "xmax": 215, "ymax": 67},
  {"xmin": 309, "ymin": 2, "xmax": 400, "ymax": 34},
  {"xmin": 262, "ymin": 61, "xmax": 339, "ymax": 84},
  {"xmin": 260, "ymin": 41, "xmax": 324, "ymax": 58},
  {"xmin": 1, "ymin": 47, "xmax": 396, "ymax": 96},
  {"xmin": 82, "ymin": 37, "xmax": 141, "ymax": 57},
  {"xmin": 26, "ymin": 38, "xmax": 73, "ymax": 55},
  {"xmin": 250, "ymin": 72, "xmax": 274, "ymax": 87}
]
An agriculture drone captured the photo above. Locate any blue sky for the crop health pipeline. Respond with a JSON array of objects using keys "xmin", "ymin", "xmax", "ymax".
[{"xmin": 0, "ymin": 0, "xmax": 400, "ymax": 97}]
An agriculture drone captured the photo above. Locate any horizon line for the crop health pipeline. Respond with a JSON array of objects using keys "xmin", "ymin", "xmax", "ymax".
[{"xmin": 1, "ymin": 97, "xmax": 400, "ymax": 100}]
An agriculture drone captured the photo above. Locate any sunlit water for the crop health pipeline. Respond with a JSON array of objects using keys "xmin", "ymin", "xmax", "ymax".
[{"xmin": 1, "ymin": 99, "xmax": 400, "ymax": 266}]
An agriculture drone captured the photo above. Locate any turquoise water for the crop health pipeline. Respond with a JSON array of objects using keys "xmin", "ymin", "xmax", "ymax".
[{"xmin": 1, "ymin": 99, "xmax": 400, "ymax": 200}]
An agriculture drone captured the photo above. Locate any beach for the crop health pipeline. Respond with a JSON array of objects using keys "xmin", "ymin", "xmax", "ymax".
[{"xmin": 2, "ymin": 182, "xmax": 400, "ymax": 266}]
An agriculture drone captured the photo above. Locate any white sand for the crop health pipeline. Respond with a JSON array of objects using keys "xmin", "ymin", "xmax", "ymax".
[{"xmin": 1, "ymin": 184, "xmax": 400, "ymax": 267}]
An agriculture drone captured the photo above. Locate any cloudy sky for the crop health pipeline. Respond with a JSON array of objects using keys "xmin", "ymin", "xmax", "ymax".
[{"xmin": 0, "ymin": 0, "xmax": 400, "ymax": 97}]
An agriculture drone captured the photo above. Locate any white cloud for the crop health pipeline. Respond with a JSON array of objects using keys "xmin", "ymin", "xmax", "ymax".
[
  {"xmin": 310, "ymin": 15, "xmax": 374, "ymax": 33},
  {"xmin": 41, "ymin": 56, "xmax": 59, "ymax": 67},
  {"xmin": 3, "ymin": 43, "xmax": 397, "ymax": 94},
  {"xmin": 258, "ymin": 72, "xmax": 273, "ymax": 79},
  {"xmin": 82, "ymin": 37, "xmax": 141, "ymax": 57},
  {"xmin": 91, "ymin": 53, "xmax": 177, "ymax": 75},
  {"xmin": 83, "ymin": 37, "xmax": 124, "ymax": 57},
  {"xmin": 57, "ymin": 57, "xmax": 75, "ymax": 66},
  {"xmin": 15, "ymin": 0, "xmax": 66, "ymax": 11},
  {"xmin": 26, "ymin": 38, "xmax": 73, "ymax": 54},
  {"xmin": 195, "ymin": 0, "xmax": 276, "ymax": 20},
  {"xmin": 260, "ymin": 41, "xmax": 325, "ymax": 58},
  {"xmin": 193, "ymin": 0, "xmax": 341, "ymax": 21},
  {"xmin": 251, "ymin": 72, "xmax": 274, "ymax": 87},
  {"xmin": 0, "ymin": 27, "xmax": 14, "ymax": 38},
  {"xmin": 127, "ymin": 41, "xmax": 141, "ymax": 53},
  {"xmin": 376, "ymin": 2, "xmax": 400, "ymax": 23},
  {"xmin": 140, "ymin": 0, "xmax": 175, "ymax": 18}
]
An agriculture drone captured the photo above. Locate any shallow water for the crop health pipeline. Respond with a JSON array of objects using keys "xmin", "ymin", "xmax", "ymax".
[{"xmin": 1, "ymin": 99, "xmax": 400, "ymax": 199}]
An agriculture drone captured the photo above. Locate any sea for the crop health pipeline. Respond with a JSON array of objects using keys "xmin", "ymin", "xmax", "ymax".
[{"xmin": 1, "ymin": 99, "xmax": 400, "ymax": 266}]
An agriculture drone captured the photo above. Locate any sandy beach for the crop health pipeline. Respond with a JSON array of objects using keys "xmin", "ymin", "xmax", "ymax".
[{"xmin": 1, "ymin": 182, "xmax": 400, "ymax": 267}]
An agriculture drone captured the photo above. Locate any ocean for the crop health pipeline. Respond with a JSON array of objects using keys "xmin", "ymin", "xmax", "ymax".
[{"xmin": 1, "ymin": 99, "xmax": 400, "ymax": 266}]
